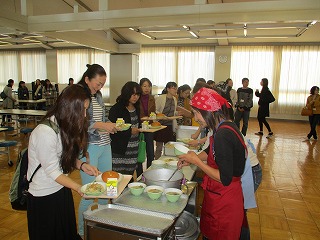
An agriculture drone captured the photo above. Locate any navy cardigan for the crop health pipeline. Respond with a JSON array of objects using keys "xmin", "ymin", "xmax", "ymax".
[{"xmin": 109, "ymin": 102, "xmax": 141, "ymax": 155}]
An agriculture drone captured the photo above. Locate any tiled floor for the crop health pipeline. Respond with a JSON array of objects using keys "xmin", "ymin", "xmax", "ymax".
[{"xmin": 0, "ymin": 119, "xmax": 319, "ymax": 239}]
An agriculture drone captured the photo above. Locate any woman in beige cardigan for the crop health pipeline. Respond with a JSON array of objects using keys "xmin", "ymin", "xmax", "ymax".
[
  {"xmin": 306, "ymin": 86, "xmax": 320, "ymax": 140},
  {"xmin": 154, "ymin": 82, "xmax": 178, "ymax": 159}
]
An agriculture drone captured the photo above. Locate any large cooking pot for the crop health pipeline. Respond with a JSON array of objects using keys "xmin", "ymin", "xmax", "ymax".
[{"xmin": 142, "ymin": 168, "xmax": 184, "ymax": 189}]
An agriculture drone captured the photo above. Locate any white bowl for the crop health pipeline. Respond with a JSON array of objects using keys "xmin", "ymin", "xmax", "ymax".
[{"xmin": 174, "ymin": 144, "xmax": 190, "ymax": 156}]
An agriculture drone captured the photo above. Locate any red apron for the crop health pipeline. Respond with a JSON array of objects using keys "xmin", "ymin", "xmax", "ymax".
[{"xmin": 200, "ymin": 126, "xmax": 244, "ymax": 240}]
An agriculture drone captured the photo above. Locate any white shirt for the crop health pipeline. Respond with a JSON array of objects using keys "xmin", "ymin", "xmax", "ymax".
[{"xmin": 27, "ymin": 116, "xmax": 64, "ymax": 196}]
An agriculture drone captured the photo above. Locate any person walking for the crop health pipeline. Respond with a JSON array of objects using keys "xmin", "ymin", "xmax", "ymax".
[
  {"xmin": 1, "ymin": 79, "xmax": 16, "ymax": 126},
  {"xmin": 255, "ymin": 78, "xmax": 275, "ymax": 138},
  {"xmin": 306, "ymin": 86, "xmax": 320, "ymax": 140},
  {"xmin": 234, "ymin": 78, "xmax": 253, "ymax": 136}
]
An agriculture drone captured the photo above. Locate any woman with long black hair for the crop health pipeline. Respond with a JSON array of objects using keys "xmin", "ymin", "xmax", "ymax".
[{"xmin": 255, "ymin": 78, "xmax": 275, "ymax": 138}]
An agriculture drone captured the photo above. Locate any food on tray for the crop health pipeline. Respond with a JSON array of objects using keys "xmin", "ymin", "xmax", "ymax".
[
  {"xmin": 177, "ymin": 138, "xmax": 193, "ymax": 144},
  {"xmin": 156, "ymin": 113, "xmax": 166, "ymax": 117},
  {"xmin": 164, "ymin": 158, "xmax": 176, "ymax": 163},
  {"xmin": 165, "ymin": 143, "xmax": 174, "ymax": 149},
  {"xmin": 116, "ymin": 118, "xmax": 125, "ymax": 127},
  {"xmin": 85, "ymin": 183, "xmax": 104, "ymax": 195},
  {"xmin": 149, "ymin": 112, "xmax": 156, "ymax": 118},
  {"xmin": 102, "ymin": 171, "xmax": 119, "ymax": 182},
  {"xmin": 166, "ymin": 192, "xmax": 180, "ymax": 195},
  {"xmin": 148, "ymin": 189, "xmax": 162, "ymax": 193},
  {"xmin": 131, "ymin": 185, "xmax": 144, "ymax": 189},
  {"xmin": 151, "ymin": 122, "xmax": 161, "ymax": 127}
]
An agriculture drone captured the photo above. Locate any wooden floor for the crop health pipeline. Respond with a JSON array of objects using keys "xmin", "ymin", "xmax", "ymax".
[{"xmin": 0, "ymin": 119, "xmax": 320, "ymax": 239}]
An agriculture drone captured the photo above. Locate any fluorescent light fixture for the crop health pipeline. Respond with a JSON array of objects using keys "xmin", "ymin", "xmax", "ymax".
[
  {"xmin": 189, "ymin": 31, "xmax": 199, "ymax": 38},
  {"xmin": 140, "ymin": 32, "xmax": 156, "ymax": 40},
  {"xmin": 129, "ymin": 28, "xmax": 135, "ymax": 31},
  {"xmin": 206, "ymin": 36, "xmax": 237, "ymax": 39},
  {"xmin": 0, "ymin": 41, "xmax": 11, "ymax": 45},
  {"xmin": 147, "ymin": 30, "xmax": 180, "ymax": 33},
  {"xmin": 310, "ymin": 20, "xmax": 317, "ymax": 25},
  {"xmin": 162, "ymin": 38, "xmax": 191, "ymax": 41},
  {"xmin": 182, "ymin": 25, "xmax": 188, "ymax": 29},
  {"xmin": 254, "ymin": 36, "xmax": 289, "ymax": 39},
  {"xmin": 244, "ymin": 24, "xmax": 247, "ymax": 37}
]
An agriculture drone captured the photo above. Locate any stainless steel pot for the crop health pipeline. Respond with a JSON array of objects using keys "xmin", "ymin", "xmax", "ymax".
[{"xmin": 142, "ymin": 168, "xmax": 184, "ymax": 189}]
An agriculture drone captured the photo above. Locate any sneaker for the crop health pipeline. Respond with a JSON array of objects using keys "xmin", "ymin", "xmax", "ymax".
[
  {"xmin": 255, "ymin": 132, "xmax": 263, "ymax": 136},
  {"xmin": 313, "ymin": 135, "xmax": 318, "ymax": 140},
  {"xmin": 307, "ymin": 134, "xmax": 312, "ymax": 139},
  {"xmin": 266, "ymin": 132, "xmax": 273, "ymax": 138}
]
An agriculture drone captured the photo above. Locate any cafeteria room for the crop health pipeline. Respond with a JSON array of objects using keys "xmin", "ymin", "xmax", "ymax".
[{"xmin": 0, "ymin": 0, "xmax": 320, "ymax": 239}]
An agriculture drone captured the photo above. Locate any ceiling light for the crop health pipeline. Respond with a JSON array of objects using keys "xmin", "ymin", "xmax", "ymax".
[
  {"xmin": 162, "ymin": 38, "xmax": 191, "ymax": 41},
  {"xmin": 244, "ymin": 24, "xmax": 247, "ymax": 37},
  {"xmin": 147, "ymin": 30, "xmax": 181, "ymax": 33},
  {"xmin": 310, "ymin": 20, "xmax": 317, "ymax": 25},
  {"xmin": 254, "ymin": 36, "xmax": 289, "ymax": 39},
  {"xmin": 140, "ymin": 32, "xmax": 156, "ymax": 40},
  {"xmin": 189, "ymin": 31, "xmax": 199, "ymax": 38},
  {"xmin": 206, "ymin": 36, "xmax": 238, "ymax": 39},
  {"xmin": 0, "ymin": 41, "xmax": 11, "ymax": 45}
]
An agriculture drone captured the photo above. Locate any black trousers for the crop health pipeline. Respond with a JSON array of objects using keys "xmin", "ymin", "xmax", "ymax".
[{"xmin": 258, "ymin": 116, "xmax": 271, "ymax": 132}]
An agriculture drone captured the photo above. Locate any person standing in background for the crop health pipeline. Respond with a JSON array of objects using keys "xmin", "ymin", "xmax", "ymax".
[
  {"xmin": 137, "ymin": 78, "xmax": 156, "ymax": 176},
  {"xmin": 77, "ymin": 64, "xmax": 118, "ymax": 238},
  {"xmin": 109, "ymin": 81, "xmax": 142, "ymax": 176},
  {"xmin": 1, "ymin": 79, "xmax": 16, "ymax": 126},
  {"xmin": 176, "ymin": 84, "xmax": 192, "ymax": 126},
  {"xmin": 234, "ymin": 78, "xmax": 253, "ymax": 136},
  {"xmin": 306, "ymin": 86, "xmax": 320, "ymax": 140},
  {"xmin": 68, "ymin": 78, "xmax": 74, "ymax": 86},
  {"xmin": 154, "ymin": 82, "xmax": 178, "ymax": 159},
  {"xmin": 255, "ymin": 78, "xmax": 275, "ymax": 138},
  {"xmin": 18, "ymin": 80, "xmax": 29, "ymax": 109}
]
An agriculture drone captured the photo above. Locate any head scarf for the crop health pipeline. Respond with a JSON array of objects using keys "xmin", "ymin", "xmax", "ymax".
[{"xmin": 190, "ymin": 87, "xmax": 230, "ymax": 112}]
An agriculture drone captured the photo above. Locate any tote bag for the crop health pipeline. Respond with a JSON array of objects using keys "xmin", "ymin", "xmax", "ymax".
[
  {"xmin": 137, "ymin": 133, "xmax": 146, "ymax": 163},
  {"xmin": 301, "ymin": 107, "xmax": 313, "ymax": 116}
]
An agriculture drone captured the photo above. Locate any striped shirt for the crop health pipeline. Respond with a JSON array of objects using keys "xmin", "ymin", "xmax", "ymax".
[{"xmin": 91, "ymin": 96, "xmax": 110, "ymax": 146}]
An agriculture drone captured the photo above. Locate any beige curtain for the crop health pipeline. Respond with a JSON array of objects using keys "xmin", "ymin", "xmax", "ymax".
[
  {"xmin": 57, "ymin": 49, "xmax": 110, "ymax": 99},
  {"xmin": 0, "ymin": 51, "xmax": 19, "ymax": 90},
  {"xmin": 20, "ymin": 50, "xmax": 47, "ymax": 83},
  {"xmin": 231, "ymin": 45, "xmax": 320, "ymax": 116},
  {"xmin": 139, "ymin": 46, "xmax": 215, "ymax": 94}
]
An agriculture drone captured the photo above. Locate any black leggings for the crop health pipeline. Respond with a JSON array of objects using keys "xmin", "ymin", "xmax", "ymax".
[{"xmin": 258, "ymin": 116, "xmax": 271, "ymax": 132}]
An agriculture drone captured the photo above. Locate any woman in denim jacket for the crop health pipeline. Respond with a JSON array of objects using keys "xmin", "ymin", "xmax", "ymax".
[{"xmin": 77, "ymin": 64, "xmax": 117, "ymax": 238}]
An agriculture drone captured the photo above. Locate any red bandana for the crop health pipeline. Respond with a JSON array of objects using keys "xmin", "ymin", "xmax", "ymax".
[{"xmin": 190, "ymin": 87, "xmax": 231, "ymax": 111}]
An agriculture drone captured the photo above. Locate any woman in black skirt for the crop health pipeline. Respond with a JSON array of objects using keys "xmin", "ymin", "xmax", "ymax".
[{"xmin": 27, "ymin": 85, "xmax": 99, "ymax": 240}]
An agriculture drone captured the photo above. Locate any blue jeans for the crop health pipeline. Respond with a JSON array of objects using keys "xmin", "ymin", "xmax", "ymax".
[
  {"xmin": 235, "ymin": 109, "xmax": 250, "ymax": 136},
  {"xmin": 252, "ymin": 163, "xmax": 262, "ymax": 192},
  {"xmin": 78, "ymin": 144, "xmax": 112, "ymax": 236}
]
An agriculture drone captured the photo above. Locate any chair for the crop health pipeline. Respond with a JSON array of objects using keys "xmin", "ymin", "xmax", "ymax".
[{"xmin": 0, "ymin": 140, "xmax": 18, "ymax": 166}]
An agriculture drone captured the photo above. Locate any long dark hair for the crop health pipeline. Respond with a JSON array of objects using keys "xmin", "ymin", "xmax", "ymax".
[
  {"xmin": 43, "ymin": 84, "xmax": 90, "ymax": 174},
  {"xmin": 162, "ymin": 82, "xmax": 177, "ymax": 94},
  {"xmin": 310, "ymin": 86, "xmax": 319, "ymax": 95},
  {"xmin": 116, "ymin": 81, "xmax": 142, "ymax": 108},
  {"xmin": 78, "ymin": 64, "xmax": 106, "ymax": 95},
  {"xmin": 178, "ymin": 84, "xmax": 191, "ymax": 96},
  {"xmin": 192, "ymin": 104, "xmax": 230, "ymax": 133}
]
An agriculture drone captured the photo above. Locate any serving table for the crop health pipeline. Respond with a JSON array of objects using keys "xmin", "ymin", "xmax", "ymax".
[{"xmin": 83, "ymin": 152, "xmax": 200, "ymax": 240}]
